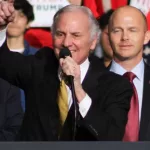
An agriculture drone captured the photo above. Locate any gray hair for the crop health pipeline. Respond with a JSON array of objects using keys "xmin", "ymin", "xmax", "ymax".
[{"xmin": 51, "ymin": 5, "xmax": 100, "ymax": 42}]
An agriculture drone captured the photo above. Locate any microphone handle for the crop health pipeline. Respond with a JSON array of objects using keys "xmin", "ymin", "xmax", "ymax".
[{"xmin": 69, "ymin": 76, "xmax": 79, "ymax": 140}]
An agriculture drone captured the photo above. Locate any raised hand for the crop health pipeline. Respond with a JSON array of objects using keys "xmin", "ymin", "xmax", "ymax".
[
  {"xmin": 0, "ymin": 0, "xmax": 15, "ymax": 28},
  {"xmin": 7, "ymin": 0, "xmax": 15, "ymax": 3},
  {"xmin": 60, "ymin": 56, "xmax": 86, "ymax": 103}
]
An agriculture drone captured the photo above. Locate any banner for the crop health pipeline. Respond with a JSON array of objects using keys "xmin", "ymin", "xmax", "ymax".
[
  {"xmin": 27, "ymin": 0, "xmax": 70, "ymax": 27},
  {"xmin": 129, "ymin": 0, "xmax": 150, "ymax": 30}
]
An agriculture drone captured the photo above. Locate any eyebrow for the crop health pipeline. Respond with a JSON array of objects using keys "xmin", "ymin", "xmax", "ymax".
[{"xmin": 56, "ymin": 30, "xmax": 82, "ymax": 34}]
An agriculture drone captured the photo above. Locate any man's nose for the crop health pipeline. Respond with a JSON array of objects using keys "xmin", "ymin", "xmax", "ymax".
[
  {"xmin": 62, "ymin": 35, "xmax": 72, "ymax": 47},
  {"xmin": 122, "ymin": 30, "xmax": 129, "ymax": 41}
]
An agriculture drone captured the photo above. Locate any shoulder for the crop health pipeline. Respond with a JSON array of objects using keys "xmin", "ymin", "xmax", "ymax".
[
  {"xmin": 24, "ymin": 41, "xmax": 38, "ymax": 55},
  {"xmin": 0, "ymin": 78, "xmax": 19, "ymax": 91},
  {"xmin": 35, "ymin": 46, "xmax": 56, "ymax": 59},
  {"xmin": 89, "ymin": 54, "xmax": 106, "ymax": 72},
  {"xmin": 34, "ymin": 47, "xmax": 59, "ymax": 71},
  {"xmin": 144, "ymin": 62, "xmax": 150, "ymax": 71},
  {"xmin": 99, "ymin": 71, "xmax": 133, "ymax": 91},
  {"xmin": 28, "ymin": 46, "xmax": 38, "ymax": 54},
  {"xmin": 144, "ymin": 62, "xmax": 150, "ymax": 79},
  {"xmin": 0, "ymin": 78, "xmax": 11, "ymax": 90},
  {"xmin": 0, "ymin": 78, "xmax": 20, "ymax": 103}
]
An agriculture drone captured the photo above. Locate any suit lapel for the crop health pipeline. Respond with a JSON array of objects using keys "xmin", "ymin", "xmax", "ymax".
[
  {"xmin": 139, "ymin": 64, "xmax": 150, "ymax": 140},
  {"xmin": 82, "ymin": 58, "xmax": 105, "ymax": 99}
]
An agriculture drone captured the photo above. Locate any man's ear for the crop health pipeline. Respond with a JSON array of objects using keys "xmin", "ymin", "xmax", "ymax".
[
  {"xmin": 90, "ymin": 35, "xmax": 98, "ymax": 51},
  {"xmin": 144, "ymin": 30, "xmax": 150, "ymax": 45}
]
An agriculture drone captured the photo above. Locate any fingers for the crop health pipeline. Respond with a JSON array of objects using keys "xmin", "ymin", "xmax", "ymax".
[
  {"xmin": 0, "ymin": 1, "xmax": 15, "ymax": 26},
  {"xmin": 7, "ymin": 0, "xmax": 15, "ymax": 4},
  {"xmin": 1, "ymin": 2, "xmax": 11, "ymax": 17},
  {"xmin": 60, "ymin": 56, "xmax": 80, "ymax": 77},
  {"xmin": 7, "ymin": 4, "xmax": 15, "ymax": 22}
]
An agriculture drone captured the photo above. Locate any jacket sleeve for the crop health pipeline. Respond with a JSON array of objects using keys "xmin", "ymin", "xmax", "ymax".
[
  {"xmin": 80, "ymin": 73, "xmax": 133, "ymax": 141},
  {"xmin": 0, "ymin": 41, "xmax": 55, "ymax": 89}
]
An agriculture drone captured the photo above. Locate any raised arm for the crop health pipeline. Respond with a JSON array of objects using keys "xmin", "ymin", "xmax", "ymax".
[{"xmin": 0, "ymin": 0, "xmax": 15, "ymax": 30}]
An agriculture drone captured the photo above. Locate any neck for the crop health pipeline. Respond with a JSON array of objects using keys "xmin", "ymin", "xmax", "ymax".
[
  {"xmin": 104, "ymin": 57, "xmax": 112, "ymax": 67},
  {"xmin": 114, "ymin": 56, "xmax": 143, "ymax": 71},
  {"xmin": 7, "ymin": 35, "xmax": 24, "ymax": 49}
]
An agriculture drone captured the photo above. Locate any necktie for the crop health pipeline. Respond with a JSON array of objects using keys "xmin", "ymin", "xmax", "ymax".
[
  {"xmin": 57, "ymin": 79, "xmax": 68, "ymax": 126},
  {"xmin": 123, "ymin": 72, "xmax": 139, "ymax": 141}
]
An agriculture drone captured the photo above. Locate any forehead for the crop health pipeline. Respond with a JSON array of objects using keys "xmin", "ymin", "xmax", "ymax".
[
  {"xmin": 110, "ymin": 8, "xmax": 146, "ymax": 28},
  {"xmin": 55, "ymin": 11, "xmax": 90, "ymax": 30}
]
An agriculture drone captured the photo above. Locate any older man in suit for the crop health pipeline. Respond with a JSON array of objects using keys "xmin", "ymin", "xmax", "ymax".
[{"xmin": 0, "ymin": 0, "xmax": 133, "ymax": 141}]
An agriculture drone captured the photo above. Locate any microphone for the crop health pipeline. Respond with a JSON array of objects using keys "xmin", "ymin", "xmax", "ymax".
[
  {"xmin": 59, "ymin": 47, "xmax": 72, "ymax": 59},
  {"xmin": 59, "ymin": 47, "xmax": 73, "ymax": 85},
  {"xmin": 59, "ymin": 47, "xmax": 79, "ymax": 140}
]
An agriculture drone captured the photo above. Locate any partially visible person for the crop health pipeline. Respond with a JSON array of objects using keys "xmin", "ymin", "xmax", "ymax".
[
  {"xmin": 0, "ymin": 1, "xmax": 133, "ymax": 141},
  {"xmin": 109, "ymin": 6, "xmax": 150, "ymax": 141},
  {"xmin": 0, "ymin": 78, "xmax": 23, "ymax": 141},
  {"xmin": 96, "ymin": 9, "xmax": 114, "ymax": 67},
  {"xmin": 7, "ymin": 0, "xmax": 38, "ymax": 111}
]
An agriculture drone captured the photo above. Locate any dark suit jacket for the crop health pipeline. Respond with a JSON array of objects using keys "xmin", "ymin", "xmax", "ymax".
[
  {"xmin": 109, "ymin": 62, "xmax": 150, "ymax": 141},
  {"xmin": 0, "ymin": 42, "xmax": 133, "ymax": 141},
  {"xmin": 0, "ymin": 78, "xmax": 23, "ymax": 141},
  {"xmin": 139, "ymin": 63, "xmax": 150, "ymax": 141}
]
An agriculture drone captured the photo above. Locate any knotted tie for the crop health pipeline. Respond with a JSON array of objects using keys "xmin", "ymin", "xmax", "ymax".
[
  {"xmin": 123, "ymin": 72, "xmax": 139, "ymax": 141},
  {"xmin": 57, "ymin": 79, "xmax": 68, "ymax": 126}
]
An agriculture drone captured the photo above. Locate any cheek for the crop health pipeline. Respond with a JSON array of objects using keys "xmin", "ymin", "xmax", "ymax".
[
  {"xmin": 73, "ymin": 39, "xmax": 82, "ymax": 46},
  {"xmin": 134, "ymin": 37, "xmax": 144, "ymax": 44},
  {"xmin": 130, "ymin": 34, "xmax": 145, "ymax": 47},
  {"xmin": 130, "ymin": 34, "xmax": 139, "ymax": 41},
  {"xmin": 18, "ymin": 20, "xmax": 28, "ymax": 27},
  {"xmin": 53, "ymin": 38, "xmax": 62, "ymax": 47}
]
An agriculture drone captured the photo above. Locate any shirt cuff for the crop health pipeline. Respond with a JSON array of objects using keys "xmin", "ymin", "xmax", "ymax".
[
  {"xmin": 0, "ymin": 27, "xmax": 6, "ymax": 47},
  {"xmin": 79, "ymin": 94, "xmax": 92, "ymax": 117}
]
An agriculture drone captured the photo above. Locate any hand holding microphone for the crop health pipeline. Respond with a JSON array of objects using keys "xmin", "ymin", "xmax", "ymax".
[
  {"xmin": 59, "ymin": 48, "xmax": 80, "ymax": 83},
  {"xmin": 59, "ymin": 48, "xmax": 86, "ymax": 103}
]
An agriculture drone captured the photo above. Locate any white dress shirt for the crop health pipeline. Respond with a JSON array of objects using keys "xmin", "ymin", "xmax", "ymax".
[
  {"xmin": 110, "ymin": 59, "xmax": 144, "ymax": 121},
  {"xmin": 58, "ymin": 58, "xmax": 92, "ymax": 118},
  {"xmin": 0, "ymin": 28, "xmax": 6, "ymax": 46}
]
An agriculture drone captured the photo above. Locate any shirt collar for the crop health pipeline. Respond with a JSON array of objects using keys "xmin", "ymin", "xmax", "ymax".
[
  {"xmin": 80, "ymin": 58, "xmax": 90, "ymax": 83},
  {"xmin": 131, "ymin": 59, "xmax": 144, "ymax": 81},
  {"xmin": 110, "ymin": 59, "xmax": 144, "ymax": 81}
]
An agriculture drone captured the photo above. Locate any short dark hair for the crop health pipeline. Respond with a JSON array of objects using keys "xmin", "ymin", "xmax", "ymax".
[
  {"xmin": 97, "ymin": 9, "xmax": 114, "ymax": 30},
  {"xmin": 14, "ymin": 0, "xmax": 34, "ymax": 22}
]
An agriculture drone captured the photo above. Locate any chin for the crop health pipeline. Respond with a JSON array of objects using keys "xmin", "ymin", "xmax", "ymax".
[{"xmin": 116, "ymin": 54, "xmax": 131, "ymax": 61}]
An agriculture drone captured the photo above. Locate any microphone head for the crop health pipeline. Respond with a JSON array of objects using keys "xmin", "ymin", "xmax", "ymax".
[{"xmin": 59, "ymin": 47, "xmax": 72, "ymax": 59}]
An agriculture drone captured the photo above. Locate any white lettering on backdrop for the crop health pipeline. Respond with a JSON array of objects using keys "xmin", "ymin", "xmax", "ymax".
[{"xmin": 27, "ymin": 0, "xmax": 70, "ymax": 27}]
